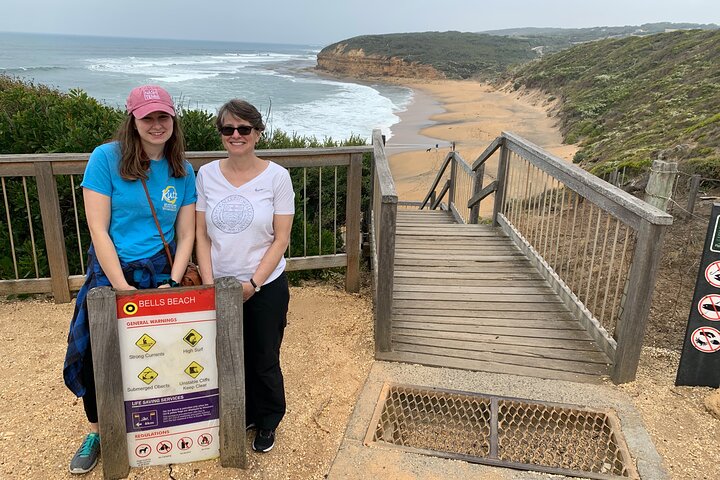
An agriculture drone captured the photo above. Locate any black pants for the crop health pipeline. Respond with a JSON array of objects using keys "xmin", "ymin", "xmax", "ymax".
[
  {"xmin": 244, "ymin": 272, "xmax": 289, "ymax": 430},
  {"xmin": 82, "ymin": 349, "xmax": 98, "ymax": 423}
]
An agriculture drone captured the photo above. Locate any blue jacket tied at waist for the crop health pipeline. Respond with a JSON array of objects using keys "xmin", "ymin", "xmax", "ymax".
[{"xmin": 63, "ymin": 244, "xmax": 172, "ymax": 397}]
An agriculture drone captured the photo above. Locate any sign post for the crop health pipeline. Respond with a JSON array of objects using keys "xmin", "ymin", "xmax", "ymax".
[
  {"xmin": 88, "ymin": 277, "xmax": 245, "ymax": 480},
  {"xmin": 676, "ymin": 203, "xmax": 720, "ymax": 387}
]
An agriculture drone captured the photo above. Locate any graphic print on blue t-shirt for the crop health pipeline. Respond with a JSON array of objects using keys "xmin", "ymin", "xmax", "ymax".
[
  {"xmin": 211, "ymin": 194, "xmax": 254, "ymax": 234},
  {"xmin": 161, "ymin": 185, "xmax": 178, "ymax": 212}
]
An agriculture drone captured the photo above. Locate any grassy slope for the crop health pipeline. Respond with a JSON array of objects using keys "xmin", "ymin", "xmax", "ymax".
[
  {"xmin": 320, "ymin": 31, "xmax": 538, "ymax": 79},
  {"xmin": 510, "ymin": 30, "xmax": 720, "ymax": 176}
]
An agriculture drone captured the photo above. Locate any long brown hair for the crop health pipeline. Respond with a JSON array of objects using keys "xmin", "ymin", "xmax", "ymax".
[{"xmin": 115, "ymin": 114, "xmax": 187, "ymax": 180}]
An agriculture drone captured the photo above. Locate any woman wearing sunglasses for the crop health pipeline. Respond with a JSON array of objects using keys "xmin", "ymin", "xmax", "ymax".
[
  {"xmin": 195, "ymin": 99, "xmax": 294, "ymax": 453},
  {"xmin": 63, "ymin": 85, "xmax": 196, "ymax": 474}
]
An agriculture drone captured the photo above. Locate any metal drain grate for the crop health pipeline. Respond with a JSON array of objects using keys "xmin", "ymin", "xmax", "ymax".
[{"xmin": 364, "ymin": 383, "xmax": 639, "ymax": 480}]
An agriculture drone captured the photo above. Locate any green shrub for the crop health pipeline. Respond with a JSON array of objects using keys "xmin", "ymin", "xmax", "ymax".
[{"xmin": 0, "ymin": 77, "xmax": 370, "ymax": 283}]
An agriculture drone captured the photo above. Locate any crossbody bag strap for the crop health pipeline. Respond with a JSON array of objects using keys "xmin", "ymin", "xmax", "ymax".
[{"xmin": 141, "ymin": 178, "xmax": 174, "ymax": 268}]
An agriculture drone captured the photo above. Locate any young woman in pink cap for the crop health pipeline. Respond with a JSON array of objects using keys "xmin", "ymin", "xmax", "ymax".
[{"xmin": 63, "ymin": 85, "xmax": 196, "ymax": 474}]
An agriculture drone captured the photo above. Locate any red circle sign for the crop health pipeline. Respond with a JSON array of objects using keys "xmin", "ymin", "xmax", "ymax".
[
  {"xmin": 135, "ymin": 443, "xmax": 151, "ymax": 458},
  {"xmin": 705, "ymin": 261, "xmax": 720, "ymax": 289},
  {"xmin": 691, "ymin": 326, "xmax": 720, "ymax": 353},
  {"xmin": 698, "ymin": 294, "xmax": 720, "ymax": 321}
]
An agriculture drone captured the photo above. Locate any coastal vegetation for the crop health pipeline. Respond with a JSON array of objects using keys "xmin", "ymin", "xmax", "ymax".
[
  {"xmin": 0, "ymin": 76, "xmax": 367, "ymax": 283},
  {"xmin": 483, "ymin": 22, "xmax": 718, "ymax": 54},
  {"xmin": 318, "ymin": 31, "xmax": 539, "ymax": 79},
  {"xmin": 509, "ymin": 29, "xmax": 720, "ymax": 177},
  {"xmin": 316, "ymin": 23, "xmax": 716, "ymax": 80}
]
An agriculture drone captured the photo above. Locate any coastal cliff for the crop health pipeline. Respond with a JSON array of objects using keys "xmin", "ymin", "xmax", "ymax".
[{"xmin": 316, "ymin": 43, "xmax": 444, "ymax": 79}]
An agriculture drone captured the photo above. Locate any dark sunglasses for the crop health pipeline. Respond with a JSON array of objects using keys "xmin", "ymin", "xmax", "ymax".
[{"xmin": 219, "ymin": 125, "xmax": 253, "ymax": 136}]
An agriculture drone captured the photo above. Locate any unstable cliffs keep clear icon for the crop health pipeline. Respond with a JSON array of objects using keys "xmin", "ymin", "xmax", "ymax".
[{"xmin": 185, "ymin": 361, "xmax": 204, "ymax": 378}]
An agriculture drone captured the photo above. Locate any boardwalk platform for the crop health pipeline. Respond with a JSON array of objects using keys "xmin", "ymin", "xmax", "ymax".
[{"xmin": 376, "ymin": 209, "xmax": 612, "ymax": 383}]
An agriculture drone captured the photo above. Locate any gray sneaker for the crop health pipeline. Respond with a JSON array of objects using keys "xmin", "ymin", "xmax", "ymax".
[{"xmin": 69, "ymin": 432, "xmax": 101, "ymax": 474}]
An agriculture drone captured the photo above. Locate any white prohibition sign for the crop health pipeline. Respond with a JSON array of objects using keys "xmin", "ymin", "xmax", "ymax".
[
  {"xmin": 690, "ymin": 326, "xmax": 720, "ymax": 353},
  {"xmin": 705, "ymin": 261, "xmax": 720, "ymax": 289},
  {"xmin": 698, "ymin": 294, "xmax": 720, "ymax": 321},
  {"xmin": 135, "ymin": 444, "xmax": 151, "ymax": 458}
]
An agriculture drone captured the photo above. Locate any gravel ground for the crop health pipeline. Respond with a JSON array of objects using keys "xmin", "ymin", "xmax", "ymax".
[
  {"xmin": 1, "ymin": 279, "xmax": 719, "ymax": 479},
  {"xmin": 0, "ymin": 282, "xmax": 374, "ymax": 480}
]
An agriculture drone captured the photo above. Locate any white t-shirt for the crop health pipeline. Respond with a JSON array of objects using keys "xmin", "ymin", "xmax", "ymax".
[{"xmin": 196, "ymin": 160, "xmax": 295, "ymax": 285}]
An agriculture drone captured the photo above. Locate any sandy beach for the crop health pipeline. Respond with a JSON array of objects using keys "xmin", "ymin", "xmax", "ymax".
[{"xmin": 385, "ymin": 80, "xmax": 578, "ymax": 202}]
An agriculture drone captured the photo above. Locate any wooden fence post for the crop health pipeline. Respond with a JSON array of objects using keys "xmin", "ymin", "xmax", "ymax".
[
  {"xmin": 448, "ymin": 153, "xmax": 457, "ymax": 210},
  {"xmin": 35, "ymin": 162, "xmax": 71, "ymax": 303},
  {"xmin": 612, "ymin": 221, "xmax": 667, "ymax": 383},
  {"xmin": 87, "ymin": 286, "xmax": 129, "ymax": 480},
  {"xmin": 469, "ymin": 163, "xmax": 485, "ymax": 224},
  {"xmin": 686, "ymin": 174, "xmax": 702, "ymax": 217},
  {"xmin": 375, "ymin": 197, "xmax": 397, "ymax": 353},
  {"xmin": 644, "ymin": 159, "xmax": 678, "ymax": 212},
  {"xmin": 492, "ymin": 146, "xmax": 510, "ymax": 227},
  {"xmin": 214, "ymin": 277, "xmax": 247, "ymax": 468},
  {"xmin": 345, "ymin": 153, "xmax": 363, "ymax": 293}
]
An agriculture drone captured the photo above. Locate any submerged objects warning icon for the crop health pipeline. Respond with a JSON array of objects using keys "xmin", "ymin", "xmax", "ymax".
[
  {"xmin": 135, "ymin": 334, "xmax": 156, "ymax": 352},
  {"xmin": 184, "ymin": 329, "xmax": 203, "ymax": 347},
  {"xmin": 138, "ymin": 367, "xmax": 158, "ymax": 384},
  {"xmin": 185, "ymin": 361, "xmax": 204, "ymax": 378}
]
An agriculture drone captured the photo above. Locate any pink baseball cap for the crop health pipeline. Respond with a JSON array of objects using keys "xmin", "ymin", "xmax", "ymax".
[{"xmin": 126, "ymin": 85, "xmax": 176, "ymax": 118}]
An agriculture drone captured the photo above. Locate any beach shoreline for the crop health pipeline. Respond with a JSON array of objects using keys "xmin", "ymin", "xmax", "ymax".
[{"xmin": 378, "ymin": 78, "xmax": 578, "ymax": 201}]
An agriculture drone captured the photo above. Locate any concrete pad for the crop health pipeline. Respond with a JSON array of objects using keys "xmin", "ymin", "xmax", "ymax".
[{"xmin": 328, "ymin": 361, "xmax": 668, "ymax": 479}]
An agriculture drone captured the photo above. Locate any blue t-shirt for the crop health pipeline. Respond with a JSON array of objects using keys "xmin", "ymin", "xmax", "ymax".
[{"xmin": 81, "ymin": 142, "xmax": 197, "ymax": 262}]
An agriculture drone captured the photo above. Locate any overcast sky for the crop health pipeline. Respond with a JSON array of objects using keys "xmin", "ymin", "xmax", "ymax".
[{"xmin": 1, "ymin": 0, "xmax": 718, "ymax": 46}]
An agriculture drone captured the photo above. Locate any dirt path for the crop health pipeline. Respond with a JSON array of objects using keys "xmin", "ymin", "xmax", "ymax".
[{"xmin": 0, "ymin": 283, "xmax": 374, "ymax": 480}]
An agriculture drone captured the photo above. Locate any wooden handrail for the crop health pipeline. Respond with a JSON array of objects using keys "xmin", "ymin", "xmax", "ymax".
[
  {"xmin": 431, "ymin": 180, "xmax": 450, "ymax": 210},
  {"xmin": 419, "ymin": 152, "xmax": 453, "ymax": 209},
  {"xmin": 370, "ymin": 129, "xmax": 397, "ymax": 353},
  {"xmin": 0, "ymin": 145, "xmax": 373, "ymax": 301},
  {"xmin": 471, "ymin": 136, "xmax": 504, "ymax": 171},
  {"xmin": 501, "ymin": 132, "xmax": 672, "ymax": 227}
]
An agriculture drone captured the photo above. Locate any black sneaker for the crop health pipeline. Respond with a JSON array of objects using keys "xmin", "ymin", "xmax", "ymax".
[
  {"xmin": 246, "ymin": 422, "xmax": 257, "ymax": 431},
  {"xmin": 252, "ymin": 429, "xmax": 275, "ymax": 452},
  {"xmin": 69, "ymin": 432, "xmax": 101, "ymax": 474}
]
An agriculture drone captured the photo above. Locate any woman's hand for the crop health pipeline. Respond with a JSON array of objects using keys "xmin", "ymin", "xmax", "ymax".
[
  {"xmin": 114, "ymin": 282, "xmax": 137, "ymax": 291},
  {"xmin": 242, "ymin": 282, "xmax": 255, "ymax": 302}
]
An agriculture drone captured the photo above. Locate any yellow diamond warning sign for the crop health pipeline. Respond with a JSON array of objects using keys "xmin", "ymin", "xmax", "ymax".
[
  {"xmin": 135, "ymin": 334, "xmax": 156, "ymax": 352},
  {"xmin": 138, "ymin": 367, "xmax": 158, "ymax": 384},
  {"xmin": 184, "ymin": 329, "xmax": 203, "ymax": 347},
  {"xmin": 185, "ymin": 361, "xmax": 204, "ymax": 378}
]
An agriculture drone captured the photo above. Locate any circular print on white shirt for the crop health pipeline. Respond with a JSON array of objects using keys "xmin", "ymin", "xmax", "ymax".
[{"xmin": 211, "ymin": 195, "xmax": 254, "ymax": 233}]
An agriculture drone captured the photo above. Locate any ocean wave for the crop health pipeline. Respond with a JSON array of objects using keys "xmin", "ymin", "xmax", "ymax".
[
  {"xmin": 85, "ymin": 52, "xmax": 316, "ymax": 84},
  {"xmin": 271, "ymin": 82, "xmax": 409, "ymax": 141},
  {"xmin": 1, "ymin": 65, "xmax": 65, "ymax": 73}
]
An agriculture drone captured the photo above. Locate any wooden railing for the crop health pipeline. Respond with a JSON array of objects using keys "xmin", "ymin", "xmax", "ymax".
[
  {"xmin": 369, "ymin": 129, "xmax": 397, "ymax": 353},
  {"xmin": 420, "ymin": 132, "xmax": 673, "ymax": 383},
  {"xmin": 0, "ymin": 146, "xmax": 371, "ymax": 302}
]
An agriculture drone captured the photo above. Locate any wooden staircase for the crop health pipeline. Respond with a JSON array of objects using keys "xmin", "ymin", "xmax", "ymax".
[{"xmin": 376, "ymin": 209, "xmax": 612, "ymax": 383}]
